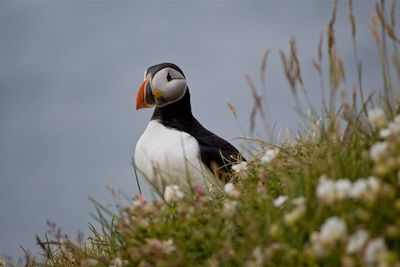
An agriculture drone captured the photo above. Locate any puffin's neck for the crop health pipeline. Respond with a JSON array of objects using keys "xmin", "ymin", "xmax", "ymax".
[{"xmin": 151, "ymin": 89, "xmax": 194, "ymax": 124}]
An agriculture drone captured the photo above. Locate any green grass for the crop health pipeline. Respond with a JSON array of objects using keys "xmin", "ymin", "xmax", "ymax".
[{"xmin": 6, "ymin": 0, "xmax": 400, "ymax": 266}]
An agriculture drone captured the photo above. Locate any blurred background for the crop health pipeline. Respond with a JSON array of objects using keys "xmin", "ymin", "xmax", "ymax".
[{"xmin": 0, "ymin": 0, "xmax": 383, "ymax": 260}]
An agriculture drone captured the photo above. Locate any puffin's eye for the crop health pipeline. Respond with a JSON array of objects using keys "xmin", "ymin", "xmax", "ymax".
[{"xmin": 166, "ymin": 72, "xmax": 172, "ymax": 82}]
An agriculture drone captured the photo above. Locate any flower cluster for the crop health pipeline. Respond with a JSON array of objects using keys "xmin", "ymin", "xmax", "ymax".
[
  {"xmin": 232, "ymin": 161, "xmax": 248, "ymax": 173},
  {"xmin": 273, "ymin": 195, "xmax": 288, "ymax": 207},
  {"xmin": 164, "ymin": 184, "xmax": 184, "ymax": 204},
  {"xmin": 283, "ymin": 197, "xmax": 306, "ymax": 225},
  {"xmin": 109, "ymin": 257, "xmax": 124, "ymax": 267},
  {"xmin": 363, "ymin": 238, "xmax": 388, "ymax": 265},
  {"xmin": 346, "ymin": 230, "xmax": 389, "ymax": 266},
  {"xmin": 143, "ymin": 238, "xmax": 176, "ymax": 257},
  {"xmin": 310, "ymin": 216, "xmax": 347, "ymax": 257},
  {"xmin": 222, "ymin": 200, "xmax": 238, "ymax": 218},
  {"xmin": 310, "ymin": 218, "xmax": 389, "ymax": 265},
  {"xmin": 316, "ymin": 175, "xmax": 382, "ymax": 204},
  {"xmin": 224, "ymin": 182, "xmax": 240, "ymax": 199},
  {"xmin": 370, "ymin": 141, "xmax": 389, "ymax": 163},
  {"xmin": 379, "ymin": 114, "xmax": 400, "ymax": 138},
  {"xmin": 368, "ymin": 110, "xmax": 400, "ymax": 177},
  {"xmin": 368, "ymin": 108, "xmax": 387, "ymax": 128},
  {"xmin": 346, "ymin": 229, "xmax": 369, "ymax": 254},
  {"xmin": 261, "ymin": 148, "xmax": 280, "ymax": 163}
]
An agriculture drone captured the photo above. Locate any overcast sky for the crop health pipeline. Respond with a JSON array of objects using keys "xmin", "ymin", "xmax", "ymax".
[{"xmin": 0, "ymin": 0, "xmax": 386, "ymax": 260}]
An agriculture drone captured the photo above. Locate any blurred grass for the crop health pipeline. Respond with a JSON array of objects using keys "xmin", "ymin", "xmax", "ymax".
[{"xmin": 7, "ymin": 0, "xmax": 400, "ymax": 266}]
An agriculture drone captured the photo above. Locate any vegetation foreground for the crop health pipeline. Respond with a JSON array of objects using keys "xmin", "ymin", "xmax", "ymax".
[{"xmin": 3, "ymin": 1, "xmax": 400, "ymax": 266}]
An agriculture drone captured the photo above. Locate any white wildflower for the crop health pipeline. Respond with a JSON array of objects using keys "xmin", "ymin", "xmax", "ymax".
[
  {"xmin": 394, "ymin": 114, "xmax": 400, "ymax": 124},
  {"xmin": 367, "ymin": 176, "xmax": 380, "ymax": 195},
  {"xmin": 252, "ymin": 246, "xmax": 264, "ymax": 266},
  {"xmin": 292, "ymin": 196, "xmax": 306, "ymax": 206},
  {"xmin": 364, "ymin": 238, "xmax": 387, "ymax": 265},
  {"xmin": 85, "ymin": 259, "xmax": 99, "ymax": 266},
  {"xmin": 319, "ymin": 217, "xmax": 347, "ymax": 245},
  {"xmin": 311, "ymin": 217, "xmax": 347, "ymax": 258},
  {"xmin": 350, "ymin": 177, "xmax": 381, "ymax": 202},
  {"xmin": 368, "ymin": 108, "xmax": 386, "ymax": 128},
  {"xmin": 110, "ymin": 257, "xmax": 123, "ymax": 267},
  {"xmin": 335, "ymin": 178, "xmax": 352, "ymax": 200},
  {"xmin": 222, "ymin": 200, "xmax": 238, "ymax": 217},
  {"xmin": 316, "ymin": 177, "xmax": 336, "ymax": 204},
  {"xmin": 273, "ymin": 195, "xmax": 288, "ymax": 207},
  {"xmin": 224, "ymin": 182, "xmax": 240, "ymax": 199},
  {"xmin": 231, "ymin": 161, "xmax": 247, "ymax": 172},
  {"xmin": 162, "ymin": 239, "xmax": 176, "ymax": 254},
  {"xmin": 261, "ymin": 148, "xmax": 280, "ymax": 163},
  {"xmin": 379, "ymin": 121, "xmax": 400, "ymax": 138},
  {"xmin": 0, "ymin": 259, "xmax": 6, "ymax": 267},
  {"xmin": 310, "ymin": 232, "xmax": 328, "ymax": 257},
  {"xmin": 284, "ymin": 200, "xmax": 306, "ymax": 225},
  {"xmin": 317, "ymin": 176, "xmax": 353, "ymax": 204},
  {"xmin": 164, "ymin": 185, "xmax": 184, "ymax": 203},
  {"xmin": 370, "ymin": 141, "xmax": 388, "ymax": 162},
  {"xmin": 388, "ymin": 120, "xmax": 400, "ymax": 133},
  {"xmin": 224, "ymin": 183, "xmax": 235, "ymax": 194},
  {"xmin": 346, "ymin": 229, "xmax": 369, "ymax": 254},
  {"xmin": 379, "ymin": 128, "xmax": 392, "ymax": 138},
  {"xmin": 350, "ymin": 179, "xmax": 368, "ymax": 200}
]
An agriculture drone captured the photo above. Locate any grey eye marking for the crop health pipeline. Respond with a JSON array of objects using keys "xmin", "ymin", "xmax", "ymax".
[{"xmin": 167, "ymin": 72, "xmax": 172, "ymax": 82}]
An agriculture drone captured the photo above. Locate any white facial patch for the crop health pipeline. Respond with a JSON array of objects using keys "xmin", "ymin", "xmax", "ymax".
[{"xmin": 151, "ymin": 67, "xmax": 187, "ymax": 106}]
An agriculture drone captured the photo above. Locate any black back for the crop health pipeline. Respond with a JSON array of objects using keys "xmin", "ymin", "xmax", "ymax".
[{"xmin": 151, "ymin": 89, "xmax": 244, "ymax": 174}]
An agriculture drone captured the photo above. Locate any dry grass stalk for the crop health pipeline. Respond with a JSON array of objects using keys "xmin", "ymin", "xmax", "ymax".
[
  {"xmin": 327, "ymin": 0, "xmax": 344, "ymax": 93},
  {"xmin": 390, "ymin": 0, "xmax": 396, "ymax": 27},
  {"xmin": 313, "ymin": 34, "xmax": 323, "ymax": 79},
  {"xmin": 393, "ymin": 52, "xmax": 400, "ymax": 80},
  {"xmin": 370, "ymin": 12, "xmax": 382, "ymax": 49},
  {"xmin": 291, "ymin": 37, "xmax": 304, "ymax": 88},
  {"xmin": 327, "ymin": 0, "xmax": 337, "ymax": 56},
  {"xmin": 372, "ymin": 0, "xmax": 398, "ymax": 114},
  {"xmin": 326, "ymin": 0, "xmax": 349, "ymax": 122},
  {"xmin": 375, "ymin": 2, "xmax": 400, "ymax": 44},
  {"xmin": 279, "ymin": 36, "xmax": 304, "ymax": 96},
  {"xmin": 225, "ymin": 100, "xmax": 237, "ymax": 118},
  {"xmin": 259, "ymin": 49, "xmax": 271, "ymax": 125},
  {"xmin": 245, "ymin": 73, "xmax": 266, "ymax": 133},
  {"xmin": 313, "ymin": 33, "xmax": 328, "ymax": 112},
  {"xmin": 224, "ymin": 100, "xmax": 245, "ymax": 135},
  {"xmin": 279, "ymin": 50, "xmax": 295, "ymax": 93},
  {"xmin": 312, "ymin": 34, "xmax": 323, "ymax": 78},
  {"xmin": 347, "ymin": 0, "xmax": 368, "ymax": 116},
  {"xmin": 312, "ymin": 59, "xmax": 321, "ymax": 74},
  {"xmin": 260, "ymin": 49, "xmax": 270, "ymax": 90},
  {"xmin": 318, "ymin": 32, "xmax": 323, "ymax": 64},
  {"xmin": 348, "ymin": 0, "xmax": 356, "ymax": 39}
]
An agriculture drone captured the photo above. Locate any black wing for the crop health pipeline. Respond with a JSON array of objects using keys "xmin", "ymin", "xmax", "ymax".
[
  {"xmin": 196, "ymin": 132, "xmax": 244, "ymax": 171},
  {"xmin": 185, "ymin": 118, "xmax": 245, "ymax": 174}
]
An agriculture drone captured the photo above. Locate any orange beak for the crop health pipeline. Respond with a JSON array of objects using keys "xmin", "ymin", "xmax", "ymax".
[{"xmin": 136, "ymin": 80, "xmax": 152, "ymax": 110}]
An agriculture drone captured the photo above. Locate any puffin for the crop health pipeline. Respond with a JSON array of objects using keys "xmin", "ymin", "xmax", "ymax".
[{"xmin": 134, "ymin": 63, "xmax": 244, "ymax": 189}]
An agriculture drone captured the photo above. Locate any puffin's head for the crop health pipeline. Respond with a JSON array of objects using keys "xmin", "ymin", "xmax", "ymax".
[{"xmin": 136, "ymin": 63, "xmax": 187, "ymax": 110}]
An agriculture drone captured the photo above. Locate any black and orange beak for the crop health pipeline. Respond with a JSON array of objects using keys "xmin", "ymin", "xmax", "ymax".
[{"xmin": 136, "ymin": 78, "xmax": 155, "ymax": 110}]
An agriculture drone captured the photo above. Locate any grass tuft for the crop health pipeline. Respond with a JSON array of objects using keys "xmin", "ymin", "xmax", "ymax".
[{"xmin": 7, "ymin": 1, "xmax": 400, "ymax": 266}]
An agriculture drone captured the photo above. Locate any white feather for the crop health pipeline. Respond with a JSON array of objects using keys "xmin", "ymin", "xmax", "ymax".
[{"xmin": 135, "ymin": 120, "xmax": 213, "ymax": 189}]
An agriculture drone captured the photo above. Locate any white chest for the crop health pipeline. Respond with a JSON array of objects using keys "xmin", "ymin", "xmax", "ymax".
[{"xmin": 135, "ymin": 120, "xmax": 212, "ymax": 188}]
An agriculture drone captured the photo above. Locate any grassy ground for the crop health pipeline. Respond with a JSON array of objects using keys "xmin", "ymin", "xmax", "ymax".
[{"xmin": 4, "ymin": 0, "xmax": 400, "ymax": 266}]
